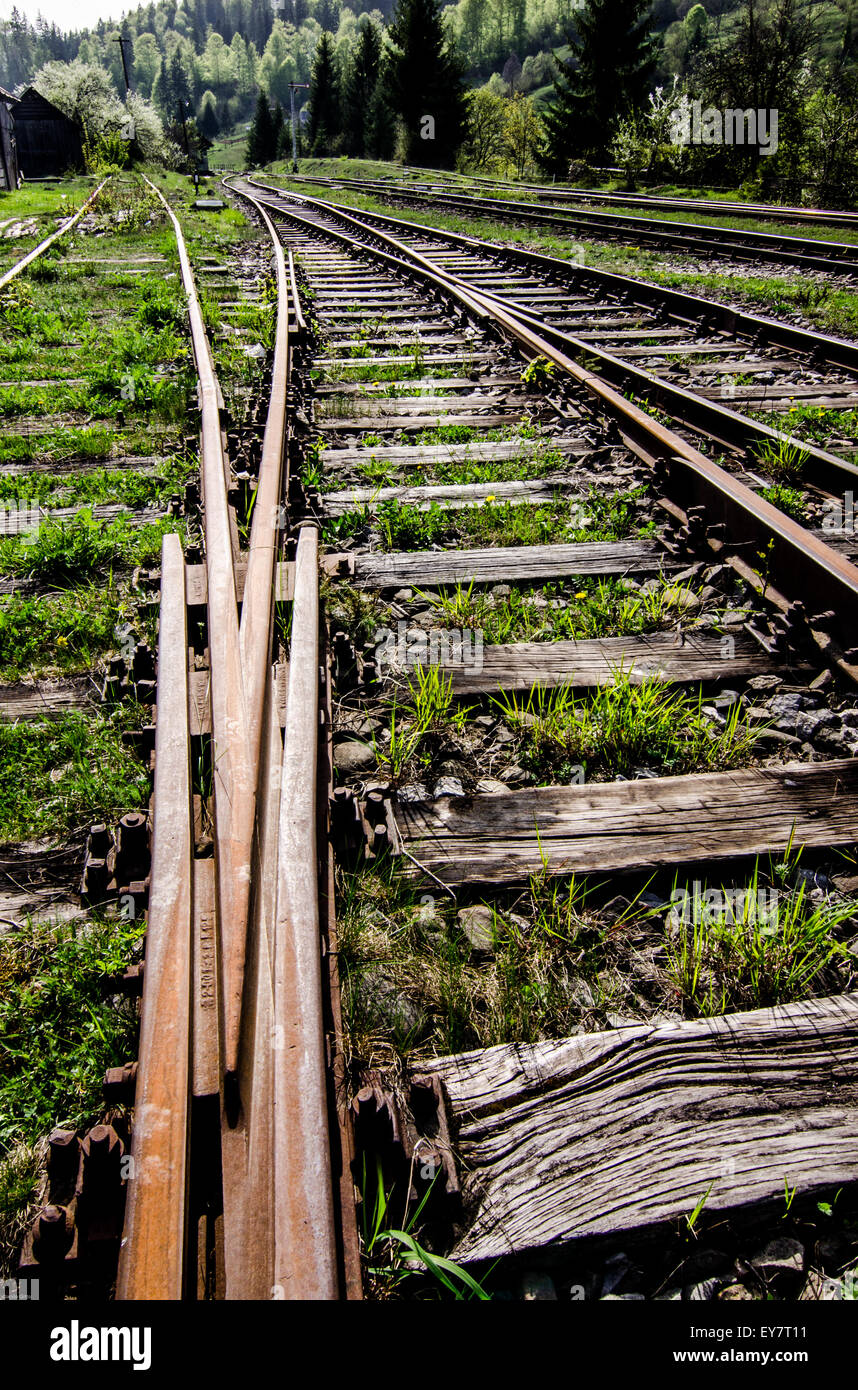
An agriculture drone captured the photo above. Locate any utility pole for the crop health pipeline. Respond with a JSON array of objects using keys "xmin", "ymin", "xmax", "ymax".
[
  {"xmin": 178, "ymin": 99, "xmax": 192, "ymax": 162},
  {"xmin": 288, "ymin": 82, "xmax": 310, "ymax": 175},
  {"xmin": 114, "ymin": 35, "xmax": 132, "ymax": 96}
]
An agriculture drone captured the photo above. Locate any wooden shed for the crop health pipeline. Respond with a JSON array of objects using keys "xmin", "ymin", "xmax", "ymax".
[
  {"xmin": 6, "ymin": 87, "xmax": 83, "ymax": 179},
  {"xmin": 0, "ymin": 87, "xmax": 19, "ymax": 190}
]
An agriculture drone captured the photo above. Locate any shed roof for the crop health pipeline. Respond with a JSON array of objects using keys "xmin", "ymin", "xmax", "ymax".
[{"xmin": 13, "ymin": 87, "xmax": 75, "ymax": 125}]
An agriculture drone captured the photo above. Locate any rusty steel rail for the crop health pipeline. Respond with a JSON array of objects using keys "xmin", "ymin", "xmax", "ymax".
[
  {"xmin": 300, "ymin": 190, "xmax": 858, "ymax": 490},
  {"xmin": 273, "ymin": 523, "xmax": 339, "ymax": 1298},
  {"xmin": 0, "ymin": 177, "xmax": 110, "ymax": 291},
  {"xmin": 248, "ymin": 182, "xmax": 858, "ymax": 667},
  {"xmin": 429, "ymin": 174, "xmax": 858, "ymax": 230},
  {"xmin": 115, "ymin": 181, "xmax": 352, "ymax": 1301},
  {"xmin": 145, "ymin": 177, "xmax": 254, "ymax": 1084},
  {"xmin": 297, "ymin": 162, "xmax": 858, "ymax": 229},
  {"xmin": 289, "ymin": 247, "xmax": 307, "ymax": 335},
  {"xmin": 253, "ymin": 178, "xmax": 858, "ymax": 374},
  {"xmin": 231, "ymin": 180, "xmax": 291, "ymax": 778},
  {"xmin": 117, "ymin": 532, "xmax": 193, "ymax": 1299}
]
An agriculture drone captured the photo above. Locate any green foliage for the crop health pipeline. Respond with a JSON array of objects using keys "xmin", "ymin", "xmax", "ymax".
[
  {"xmin": 0, "ymin": 1143, "xmax": 40, "ymax": 1275},
  {"xmin": 758, "ymin": 483, "xmax": 805, "ymax": 519},
  {"xmin": 386, "ymin": 0, "xmax": 469, "ymax": 166},
  {"xmin": 420, "ymin": 575, "xmax": 697, "ymax": 646},
  {"xmin": 0, "ymin": 585, "xmax": 130, "ymax": 681},
  {"xmin": 341, "ymin": 18, "xmax": 386, "ymax": 159},
  {"xmin": 308, "ymin": 31, "xmax": 342, "ymax": 157},
  {"xmin": 0, "ymin": 912, "xmax": 143, "ymax": 1153},
  {"xmin": 663, "ymin": 862, "xmax": 854, "ymax": 1016},
  {"xmin": 360, "ymin": 1155, "xmax": 492, "ymax": 1299},
  {"xmin": 247, "ymin": 87, "xmax": 278, "ymax": 166},
  {"xmin": 0, "ymin": 710, "xmax": 150, "ymax": 841},
  {"xmin": 0, "ymin": 511, "xmax": 182, "ymax": 584},
  {"xmin": 372, "ymin": 696, "xmax": 422, "ymax": 781},
  {"xmin": 324, "ymin": 486, "xmax": 648, "ymax": 553},
  {"xmin": 492, "ymin": 671, "xmax": 765, "ymax": 780},
  {"xmin": 82, "ymin": 126, "xmax": 131, "ymax": 175},
  {"xmin": 521, "ymin": 355, "xmax": 556, "ymax": 389},
  {"xmin": 754, "ymin": 436, "xmax": 809, "ymax": 484}
]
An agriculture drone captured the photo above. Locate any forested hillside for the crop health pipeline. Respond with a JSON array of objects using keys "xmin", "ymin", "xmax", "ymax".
[{"xmin": 2, "ymin": 0, "xmax": 858, "ymax": 200}]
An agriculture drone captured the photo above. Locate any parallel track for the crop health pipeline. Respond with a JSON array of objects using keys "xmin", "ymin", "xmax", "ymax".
[
  {"xmin": 280, "ymin": 172, "xmax": 858, "ymax": 276},
  {"xmin": 309, "ymin": 163, "xmax": 858, "ymax": 229}
]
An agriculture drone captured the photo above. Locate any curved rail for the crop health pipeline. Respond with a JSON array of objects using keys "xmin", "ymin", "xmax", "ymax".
[
  {"xmin": 298, "ymin": 162, "xmax": 858, "ymax": 228},
  {"xmin": 144, "ymin": 177, "xmax": 254, "ymax": 1083},
  {"xmin": 117, "ymin": 177, "xmax": 353, "ymax": 1302}
]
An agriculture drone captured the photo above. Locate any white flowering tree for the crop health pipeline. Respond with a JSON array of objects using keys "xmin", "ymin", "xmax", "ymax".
[
  {"xmin": 611, "ymin": 78, "xmax": 693, "ymax": 183},
  {"xmin": 34, "ymin": 60, "xmax": 172, "ymax": 168}
]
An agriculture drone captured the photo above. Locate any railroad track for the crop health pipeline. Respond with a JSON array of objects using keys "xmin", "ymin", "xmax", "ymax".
[
  {"xmin": 280, "ymin": 172, "xmax": 858, "ymax": 277},
  {"xmin": 15, "ymin": 170, "xmax": 858, "ymax": 1301},
  {"xmin": 248, "ymin": 179, "xmax": 858, "ymax": 489},
  {"xmin": 0, "ymin": 179, "xmax": 109, "ymax": 291},
  {"xmin": 306, "ymin": 164, "xmax": 858, "ymax": 231},
  {"xmin": 229, "ymin": 176, "xmax": 858, "ymax": 1294},
  {"xmin": 428, "ymin": 173, "xmax": 858, "ymax": 230}
]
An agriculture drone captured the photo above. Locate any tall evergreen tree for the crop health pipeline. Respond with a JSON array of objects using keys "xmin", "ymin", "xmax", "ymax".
[
  {"xmin": 271, "ymin": 99, "xmax": 285, "ymax": 156},
  {"xmin": 342, "ymin": 18, "xmax": 381, "ymax": 156},
  {"xmin": 249, "ymin": 0, "xmax": 274, "ymax": 50},
  {"xmin": 386, "ymin": 0, "xmax": 468, "ymax": 166},
  {"xmin": 199, "ymin": 89, "xmax": 221, "ymax": 138},
  {"xmin": 307, "ymin": 31, "xmax": 341, "ymax": 155},
  {"xmin": 151, "ymin": 55, "xmax": 173, "ymax": 116},
  {"xmin": 543, "ymin": 0, "xmax": 656, "ymax": 171},
  {"xmin": 169, "ymin": 47, "xmax": 193, "ymax": 111},
  {"xmin": 366, "ymin": 69, "xmax": 397, "ymax": 159},
  {"xmin": 247, "ymin": 86, "xmax": 276, "ymax": 163},
  {"xmin": 317, "ymin": 0, "xmax": 338, "ymax": 32},
  {"xmin": 277, "ymin": 111, "xmax": 293, "ymax": 160}
]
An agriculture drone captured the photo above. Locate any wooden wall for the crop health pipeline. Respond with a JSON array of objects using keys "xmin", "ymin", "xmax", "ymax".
[
  {"xmin": 0, "ymin": 101, "xmax": 18, "ymax": 191},
  {"xmin": 8, "ymin": 88, "xmax": 83, "ymax": 179}
]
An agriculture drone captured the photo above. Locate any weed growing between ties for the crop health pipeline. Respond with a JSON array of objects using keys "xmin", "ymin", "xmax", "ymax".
[
  {"xmin": 322, "ymin": 487, "xmax": 652, "ymax": 551},
  {"xmin": 758, "ymin": 483, "xmax": 806, "ymax": 519},
  {"xmin": 493, "ymin": 672, "xmax": 765, "ymax": 782},
  {"xmin": 0, "ymin": 586, "xmax": 143, "ymax": 681},
  {"xmin": 337, "ymin": 847, "xmax": 858, "ymax": 1073},
  {"xmin": 662, "ymin": 854, "xmax": 856, "ymax": 1017},
  {"xmin": 0, "ymin": 512, "xmax": 186, "ymax": 584},
  {"xmin": 418, "ymin": 575, "xmax": 702, "ymax": 646},
  {"xmin": 0, "ymin": 908, "xmax": 144, "ymax": 1272},
  {"xmin": 337, "ymin": 855, "xmax": 626, "ymax": 1067},
  {"xmin": 749, "ymin": 404, "xmax": 858, "ymax": 451},
  {"xmin": 753, "ymin": 437, "xmax": 809, "ymax": 485},
  {"xmin": 359, "ymin": 1154, "xmax": 491, "ymax": 1301},
  {"xmin": 0, "ymin": 459, "xmax": 194, "ymax": 511},
  {"xmin": 0, "ymin": 426, "xmax": 116, "ymax": 467},
  {"xmin": 0, "ymin": 1142, "xmax": 41, "ymax": 1279}
]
